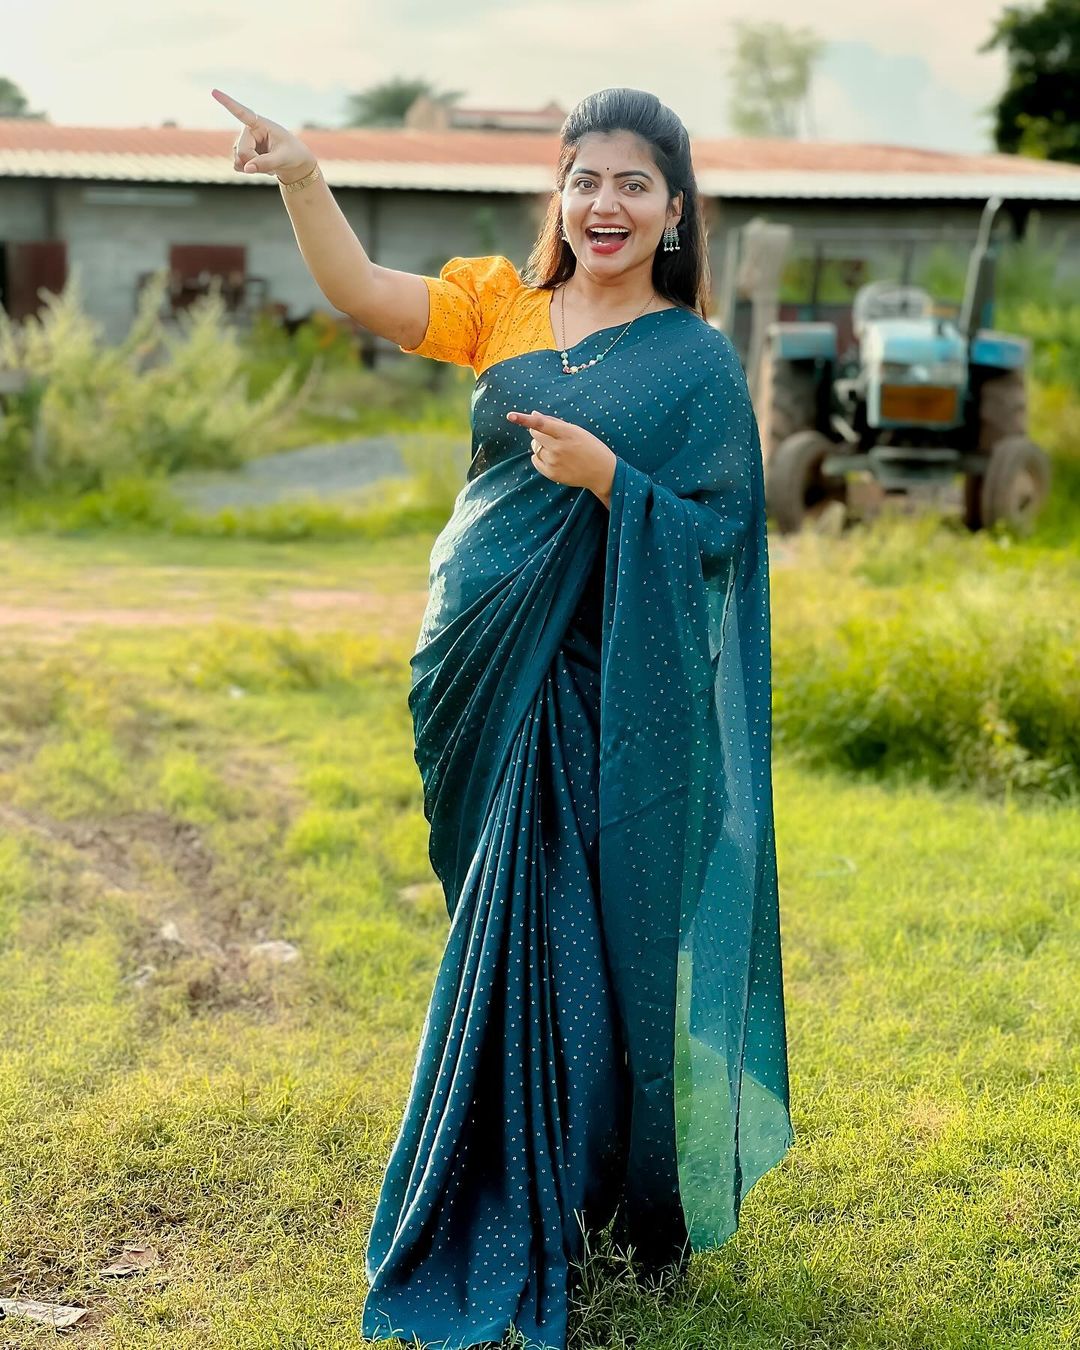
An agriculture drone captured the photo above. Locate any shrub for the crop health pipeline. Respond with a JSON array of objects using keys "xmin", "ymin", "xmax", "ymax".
[
  {"xmin": 772, "ymin": 518, "xmax": 1080, "ymax": 799},
  {"xmin": 0, "ymin": 269, "xmax": 303, "ymax": 495},
  {"xmin": 5, "ymin": 431, "xmax": 470, "ymax": 542},
  {"xmin": 998, "ymin": 303, "xmax": 1080, "ymax": 389}
]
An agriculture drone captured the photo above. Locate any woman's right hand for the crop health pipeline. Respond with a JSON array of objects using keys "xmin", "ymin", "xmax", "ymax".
[{"xmin": 211, "ymin": 88, "xmax": 317, "ymax": 185}]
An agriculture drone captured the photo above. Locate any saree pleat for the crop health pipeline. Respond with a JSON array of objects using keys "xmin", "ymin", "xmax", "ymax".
[{"xmin": 362, "ymin": 306, "xmax": 793, "ymax": 1350}]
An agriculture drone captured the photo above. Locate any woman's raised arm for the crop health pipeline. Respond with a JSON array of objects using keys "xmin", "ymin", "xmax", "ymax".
[{"xmin": 211, "ymin": 87, "xmax": 431, "ymax": 349}]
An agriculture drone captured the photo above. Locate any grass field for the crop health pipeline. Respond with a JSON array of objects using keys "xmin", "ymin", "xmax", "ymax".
[{"xmin": 0, "ymin": 526, "xmax": 1077, "ymax": 1348}]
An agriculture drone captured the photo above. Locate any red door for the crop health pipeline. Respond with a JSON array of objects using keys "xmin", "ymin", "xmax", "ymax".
[
  {"xmin": 168, "ymin": 244, "xmax": 247, "ymax": 311},
  {"xmin": 4, "ymin": 241, "xmax": 69, "ymax": 320}
]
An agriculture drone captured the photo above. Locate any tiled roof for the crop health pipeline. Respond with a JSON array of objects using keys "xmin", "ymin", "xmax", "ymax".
[{"xmin": 3, "ymin": 120, "xmax": 1080, "ymax": 199}]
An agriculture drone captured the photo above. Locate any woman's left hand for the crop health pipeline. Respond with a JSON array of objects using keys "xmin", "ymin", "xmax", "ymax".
[{"xmin": 506, "ymin": 409, "xmax": 617, "ymax": 498}]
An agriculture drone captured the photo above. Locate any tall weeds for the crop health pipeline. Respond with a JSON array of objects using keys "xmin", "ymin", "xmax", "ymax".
[{"xmin": 0, "ymin": 269, "xmax": 301, "ymax": 495}]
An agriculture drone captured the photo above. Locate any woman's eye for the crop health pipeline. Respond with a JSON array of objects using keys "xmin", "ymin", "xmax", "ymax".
[{"xmin": 575, "ymin": 180, "xmax": 643, "ymax": 191}]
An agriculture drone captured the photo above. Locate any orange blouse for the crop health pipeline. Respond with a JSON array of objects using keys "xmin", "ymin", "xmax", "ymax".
[{"xmin": 398, "ymin": 254, "xmax": 557, "ymax": 378}]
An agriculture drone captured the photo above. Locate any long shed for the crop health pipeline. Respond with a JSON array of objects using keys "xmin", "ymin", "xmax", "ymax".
[{"xmin": 2, "ymin": 119, "xmax": 1080, "ymax": 352}]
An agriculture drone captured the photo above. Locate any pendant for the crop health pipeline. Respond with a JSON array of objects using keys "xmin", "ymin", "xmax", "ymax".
[{"xmin": 561, "ymin": 353, "xmax": 604, "ymax": 375}]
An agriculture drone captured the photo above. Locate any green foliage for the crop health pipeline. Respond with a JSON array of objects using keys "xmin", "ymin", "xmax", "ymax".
[
  {"xmin": 267, "ymin": 358, "xmax": 471, "ymax": 448},
  {"xmin": 5, "ymin": 487, "xmax": 422, "ymax": 541},
  {"xmin": 772, "ymin": 518, "xmax": 1080, "ymax": 799},
  {"xmin": 0, "ymin": 75, "xmax": 40, "ymax": 118},
  {"xmin": 1000, "ymin": 303, "xmax": 1080, "ymax": 387},
  {"xmin": 0, "ymin": 268, "xmax": 472, "ymax": 498},
  {"xmin": 242, "ymin": 308, "xmax": 361, "ymax": 396},
  {"xmin": 912, "ymin": 242, "xmax": 968, "ymax": 304},
  {"xmin": 158, "ymin": 751, "xmax": 240, "ymax": 824},
  {"xmin": 14, "ymin": 726, "xmax": 135, "ymax": 817},
  {"xmin": 175, "ymin": 623, "xmax": 400, "ymax": 695},
  {"xmin": 9, "ymin": 473, "xmax": 184, "ymax": 532},
  {"xmin": 726, "ymin": 19, "xmax": 824, "ymax": 138},
  {"xmin": 0, "ymin": 270, "xmax": 300, "ymax": 494},
  {"xmin": 302, "ymin": 764, "xmax": 364, "ymax": 810},
  {"xmin": 177, "ymin": 498, "xmax": 450, "ymax": 543},
  {"xmin": 283, "ymin": 808, "xmax": 368, "ymax": 860},
  {"xmin": 996, "ymin": 217, "xmax": 1080, "ymax": 307},
  {"xmin": 1030, "ymin": 378, "xmax": 1080, "ymax": 465},
  {"xmin": 0, "ymin": 836, "xmax": 38, "ymax": 944},
  {"xmin": 4, "ymin": 457, "xmax": 463, "ymax": 544},
  {"xmin": 980, "ymin": 0, "xmax": 1080, "ymax": 161},
  {"xmin": 779, "ymin": 253, "xmax": 872, "ymax": 304},
  {"xmin": 908, "ymin": 215, "xmax": 1080, "ymax": 314},
  {"xmin": 343, "ymin": 76, "xmax": 465, "ymax": 129}
]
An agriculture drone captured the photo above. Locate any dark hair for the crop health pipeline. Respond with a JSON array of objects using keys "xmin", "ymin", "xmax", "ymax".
[{"xmin": 521, "ymin": 88, "xmax": 711, "ymax": 318}]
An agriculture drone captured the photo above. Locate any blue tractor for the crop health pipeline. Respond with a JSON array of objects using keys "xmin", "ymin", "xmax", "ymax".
[{"xmin": 721, "ymin": 198, "xmax": 1052, "ymax": 534}]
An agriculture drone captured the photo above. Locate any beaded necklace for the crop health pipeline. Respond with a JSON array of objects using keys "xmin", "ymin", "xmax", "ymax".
[{"xmin": 556, "ymin": 282, "xmax": 657, "ymax": 375}]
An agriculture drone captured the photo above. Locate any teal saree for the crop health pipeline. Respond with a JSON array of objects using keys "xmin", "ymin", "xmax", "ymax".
[{"xmin": 362, "ymin": 308, "xmax": 794, "ymax": 1350}]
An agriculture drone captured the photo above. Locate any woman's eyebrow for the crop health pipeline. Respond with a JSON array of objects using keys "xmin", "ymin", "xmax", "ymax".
[{"xmin": 571, "ymin": 168, "xmax": 654, "ymax": 181}]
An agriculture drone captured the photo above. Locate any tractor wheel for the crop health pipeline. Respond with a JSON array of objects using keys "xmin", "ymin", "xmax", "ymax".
[
  {"xmin": 980, "ymin": 434, "xmax": 1051, "ymax": 533},
  {"xmin": 765, "ymin": 430, "xmax": 847, "ymax": 535},
  {"xmin": 757, "ymin": 340, "xmax": 818, "ymax": 461},
  {"xmin": 977, "ymin": 368, "xmax": 1028, "ymax": 446},
  {"xmin": 964, "ymin": 369, "xmax": 1030, "ymax": 529}
]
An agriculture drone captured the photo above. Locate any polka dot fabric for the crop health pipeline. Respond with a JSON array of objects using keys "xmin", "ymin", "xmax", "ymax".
[{"xmin": 363, "ymin": 257, "xmax": 795, "ymax": 1350}]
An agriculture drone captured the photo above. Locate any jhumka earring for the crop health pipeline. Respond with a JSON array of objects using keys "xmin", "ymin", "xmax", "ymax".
[
  {"xmin": 662, "ymin": 223, "xmax": 681, "ymax": 252},
  {"xmin": 560, "ymin": 224, "xmax": 569, "ymax": 241}
]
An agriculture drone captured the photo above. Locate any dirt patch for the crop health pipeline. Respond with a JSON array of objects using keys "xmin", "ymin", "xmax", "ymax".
[
  {"xmin": 1, "ymin": 790, "xmax": 302, "ymax": 1020},
  {"xmin": 0, "ymin": 591, "xmax": 427, "ymax": 642},
  {"xmin": 283, "ymin": 587, "xmax": 426, "ymax": 612},
  {"xmin": 278, "ymin": 587, "xmax": 427, "ymax": 637},
  {"xmin": 67, "ymin": 812, "xmax": 217, "ymax": 894},
  {"xmin": 0, "ymin": 803, "xmax": 216, "ymax": 895},
  {"xmin": 0, "ymin": 605, "xmax": 224, "ymax": 638}
]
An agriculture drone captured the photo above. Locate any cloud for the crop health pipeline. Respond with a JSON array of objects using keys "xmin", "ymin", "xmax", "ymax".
[
  {"xmin": 5, "ymin": 0, "xmax": 1007, "ymax": 152},
  {"xmin": 813, "ymin": 41, "xmax": 996, "ymax": 152}
]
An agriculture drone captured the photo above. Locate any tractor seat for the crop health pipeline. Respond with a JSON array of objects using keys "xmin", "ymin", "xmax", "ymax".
[{"xmin": 853, "ymin": 281, "xmax": 934, "ymax": 335}]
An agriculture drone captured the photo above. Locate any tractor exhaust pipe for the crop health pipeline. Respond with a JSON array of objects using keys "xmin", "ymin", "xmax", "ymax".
[{"xmin": 958, "ymin": 196, "xmax": 1005, "ymax": 341}]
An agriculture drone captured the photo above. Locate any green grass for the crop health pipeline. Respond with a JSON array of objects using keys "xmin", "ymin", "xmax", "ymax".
[
  {"xmin": 0, "ymin": 429, "xmax": 472, "ymax": 543},
  {"xmin": 0, "ymin": 529, "xmax": 1077, "ymax": 1347},
  {"xmin": 770, "ymin": 515, "xmax": 1080, "ymax": 799},
  {"xmin": 262, "ymin": 362, "xmax": 473, "ymax": 452}
]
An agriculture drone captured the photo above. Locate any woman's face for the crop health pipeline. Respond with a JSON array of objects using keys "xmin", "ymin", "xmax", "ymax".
[{"xmin": 560, "ymin": 129, "xmax": 682, "ymax": 272}]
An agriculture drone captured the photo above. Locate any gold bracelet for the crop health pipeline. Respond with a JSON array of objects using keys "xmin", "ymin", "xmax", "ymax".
[{"xmin": 280, "ymin": 163, "xmax": 322, "ymax": 194}]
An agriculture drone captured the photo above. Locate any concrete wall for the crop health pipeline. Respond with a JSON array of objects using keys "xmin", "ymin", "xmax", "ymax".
[
  {"xmin": 2, "ymin": 176, "xmax": 1078, "ymax": 350},
  {"xmin": 0, "ymin": 176, "xmax": 545, "ymax": 348},
  {"xmin": 0, "ymin": 178, "xmax": 51, "ymax": 235}
]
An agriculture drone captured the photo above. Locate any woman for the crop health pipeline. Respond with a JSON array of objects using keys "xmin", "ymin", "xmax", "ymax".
[{"xmin": 214, "ymin": 84, "xmax": 794, "ymax": 1350}]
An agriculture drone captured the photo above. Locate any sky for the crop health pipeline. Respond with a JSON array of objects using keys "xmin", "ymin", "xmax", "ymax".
[{"xmin": 5, "ymin": 0, "xmax": 1012, "ymax": 154}]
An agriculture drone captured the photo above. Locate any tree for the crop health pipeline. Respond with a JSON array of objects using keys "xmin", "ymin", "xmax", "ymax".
[
  {"xmin": 342, "ymin": 77, "xmax": 464, "ymax": 129},
  {"xmin": 725, "ymin": 21, "xmax": 824, "ymax": 139},
  {"xmin": 981, "ymin": 0, "xmax": 1080, "ymax": 162},
  {"xmin": 0, "ymin": 77, "xmax": 46, "ymax": 120}
]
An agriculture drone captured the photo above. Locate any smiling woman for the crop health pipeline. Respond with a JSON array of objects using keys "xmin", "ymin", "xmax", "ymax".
[
  {"xmin": 350, "ymin": 88, "xmax": 796, "ymax": 1350},
  {"xmin": 212, "ymin": 75, "xmax": 796, "ymax": 1350}
]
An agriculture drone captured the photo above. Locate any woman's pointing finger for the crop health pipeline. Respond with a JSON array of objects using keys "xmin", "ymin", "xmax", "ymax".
[
  {"xmin": 507, "ymin": 410, "xmax": 563, "ymax": 435},
  {"xmin": 211, "ymin": 88, "xmax": 258, "ymax": 128}
]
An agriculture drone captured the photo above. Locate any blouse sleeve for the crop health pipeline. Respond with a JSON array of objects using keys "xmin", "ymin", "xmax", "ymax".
[{"xmin": 398, "ymin": 254, "xmax": 522, "ymax": 368}]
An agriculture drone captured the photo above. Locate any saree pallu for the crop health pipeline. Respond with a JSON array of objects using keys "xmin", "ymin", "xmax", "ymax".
[{"xmin": 362, "ymin": 307, "xmax": 794, "ymax": 1350}]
